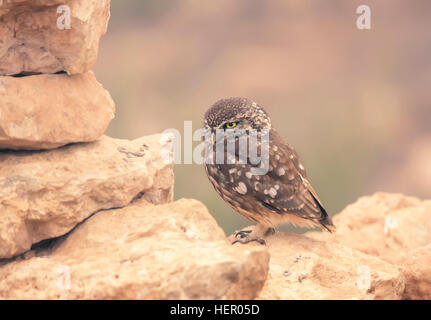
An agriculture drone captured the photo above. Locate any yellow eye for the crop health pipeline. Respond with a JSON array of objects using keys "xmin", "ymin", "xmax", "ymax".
[{"xmin": 225, "ymin": 122, "xmax": 237, "ymax": 129}]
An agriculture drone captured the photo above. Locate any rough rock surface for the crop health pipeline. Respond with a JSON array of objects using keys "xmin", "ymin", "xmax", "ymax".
[
  {"xmin": 0, "ymin": 134, "xmax": 174, "ymax": 259},
  {"xmin": 308, "ymin": 193, "xmax": 431, "ymax": 265},
  {"xmin": 308, "ymin": 192, "xmax": 431, "ymax": 299},
  {"xmin": 0, "ymin": 199, "xmax": 269, "ymax": 299},
  {"xmin": 402, "ymin": 244, "xmax": 431, "ymax": 300},
  {"xmin": 0, "ymin": 0, "xmax": 110, "ymax": 75},
  {"xmin": 0, "ymin": 72, "xmax": 115, "ymax": 150},
  {"xmin": 228, "ymin": 230, "xmax": 405, "ymax": 300}
]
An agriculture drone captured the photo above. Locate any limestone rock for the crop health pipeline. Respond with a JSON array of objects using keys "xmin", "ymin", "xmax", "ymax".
[
  {"xmin": 402, "ymin": 244, "xmax": 431, "ymax": 300},
  {"xmin": 0, "ymin": 134, "xmax": 174, "ymax": 259},
  {"xmin": 0, "ymin": 0, "xmax": 110, "ymax": 75},
  {"xmin": 308, "ymin": 193, "xmax": 431, "ymax": 265},
  {"xmin": 0, "ymin": 199, "xmax": 269, "ymax": 299},
  {"xmin": 228, "ymin": 230, "xmax": 404, "ymax": 300},
  {"xmin": 0, "ymin": 72, "xmax": 115, "ymax": 150}
]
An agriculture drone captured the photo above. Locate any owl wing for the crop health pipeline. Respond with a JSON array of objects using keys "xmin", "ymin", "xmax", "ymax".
[{"xmin": 244, "ymin": 129, "xmax": 335, "ymax": 232}]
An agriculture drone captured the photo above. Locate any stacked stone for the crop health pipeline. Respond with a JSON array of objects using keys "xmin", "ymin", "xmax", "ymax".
[
  {"xmin": 0, "ymin": 1, "xmax": 269, "ymax": 300},
  {"xmin": 0, "ymin": 0, "xmax": 114, "ymax": 149},
  {"xmin": 0, "ymin": 1, "xmax": 177, "ymax": 259}
]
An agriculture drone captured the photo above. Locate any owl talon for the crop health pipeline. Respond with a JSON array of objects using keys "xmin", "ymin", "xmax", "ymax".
[
  {"xmin": 265, "ymin": 227, "xmax": 275, "ymax": 236},
  {"xmin": 232, "ymin": 237, "xmax": 266, "ymax": 245},
  {"xmin": 234, "ymin": 230, "xmax": 252, "ymax": 238}
]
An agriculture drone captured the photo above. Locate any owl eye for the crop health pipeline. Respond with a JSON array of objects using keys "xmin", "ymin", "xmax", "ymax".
[{"xmin": 224, "ymin": 122, "xmax": 238, "ymax": 129}]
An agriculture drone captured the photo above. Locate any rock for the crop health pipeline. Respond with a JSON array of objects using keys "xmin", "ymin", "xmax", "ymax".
[
  {"xmin": 228, "ymin": 230, "xmax": 404, "ymax": 300},
  {"xmin": 0, "ymin": 72, "xmax": 115, "ymax": 150},
  {"xmin": 308, "ymin": 193, "xmax": 431, "ymax": 265},
  {"xmin": 0, "ymin": 134, "xmax": 174, "ymax": 259},
  {"xmin": 307, "ymin": 193, "xmax": 431, "ymax": 299},
  {"xmin": 402, "ymin": 244, "xmax": 431, "ymax": 300},
  {"xmin": 0, "ymin": 199, "xmax": 269, "ymax": 299},
  {"xmin": 0, "ymin": 0, "xmax": 110, "ymax": 75}
]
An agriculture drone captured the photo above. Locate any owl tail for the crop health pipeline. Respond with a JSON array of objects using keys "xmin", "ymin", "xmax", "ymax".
[
  {"xmin": 319, "ymin": 215, "xmax": 337, "ymax": 233},
  {"xmin": 309, "ymin": 192, "xmax": 336, "ymax": 233},
  {"xmin": 306, "ymin": 184, "xmax": 336, "ymax": 233}
]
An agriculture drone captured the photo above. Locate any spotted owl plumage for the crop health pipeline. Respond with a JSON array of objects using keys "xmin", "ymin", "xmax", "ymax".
[{"xmin": 203, "ymin": 97, "xmax": 336, "ymax": 245}]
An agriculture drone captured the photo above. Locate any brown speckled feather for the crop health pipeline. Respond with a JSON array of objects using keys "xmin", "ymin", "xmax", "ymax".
[{"xmin": 204, "ymin": 97, "xmax": 336, "ymax": 233}]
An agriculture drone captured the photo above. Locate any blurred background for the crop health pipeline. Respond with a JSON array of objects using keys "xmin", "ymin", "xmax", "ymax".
[{"xmin": 94, "ymin": 0, "xmax": 431, "ymax": 235}]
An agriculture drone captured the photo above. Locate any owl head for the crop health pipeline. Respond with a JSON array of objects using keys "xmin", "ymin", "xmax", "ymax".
[{"xmin": 204, "ymin": 97, "xmax": 272, "ymax": 131}]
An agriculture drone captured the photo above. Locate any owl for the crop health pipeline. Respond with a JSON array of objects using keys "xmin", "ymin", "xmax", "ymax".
[{"xmin": 203, "ymin": 97, "xmax": 335, "ymax": 245}]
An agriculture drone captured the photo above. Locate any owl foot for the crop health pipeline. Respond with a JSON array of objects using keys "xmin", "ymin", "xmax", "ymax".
[
  {"xmin": 234, "ymin": 229, "xmax": 252, "ymax": 239},
  {"xmin": 265, "ymin": 227, "xmax": 275, "ymax": 236},
  {"xmin": 232, "ymin": 224, "xmax": 271, "ymax": 245},
  {"xmin": 232, "ymin": 234, "xmax": 266, "ymax": 245}
]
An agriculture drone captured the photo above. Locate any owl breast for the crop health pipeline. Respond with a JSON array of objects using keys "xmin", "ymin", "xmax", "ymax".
[{"xmin": 204, "ymin": 161, "xmax": 276, "ymax": 224}]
